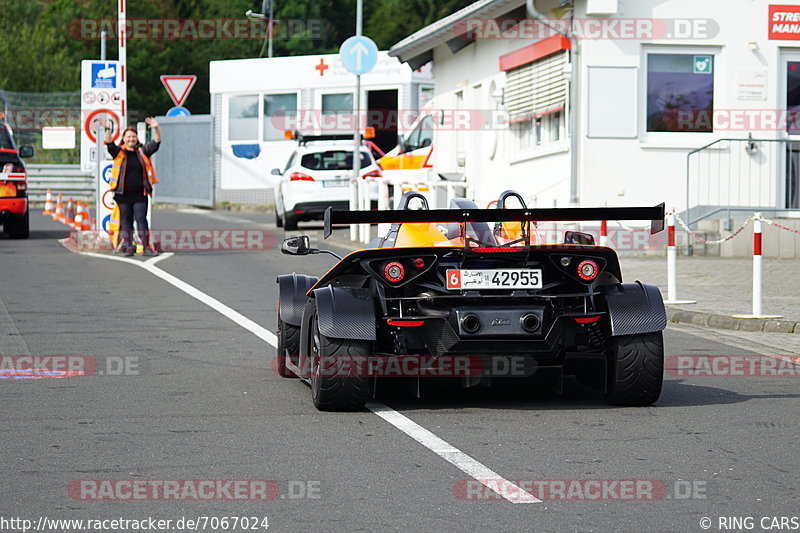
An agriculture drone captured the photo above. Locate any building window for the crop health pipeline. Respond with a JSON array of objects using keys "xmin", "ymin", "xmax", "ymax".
[
  {"xmin": 228, "ymin": 94, "xmax": 259, "ymax": 141},
  {"xmin": 504, "ymin": 47, "xmax": 568, "ymax": 155},
  {"xmin": 322, "ymin": 93, "xmax": 353, "ymax": 115},
  {"xmin": 646, "ymin": 53, "xmax": 714, "ymax": 133},
  {"xmin": 263, "ymin": 93, "xmax": 297, "ymax": 141},
  {"xmin": 788, "ymin": 62, "xmax": 800, "ymax": 135}
]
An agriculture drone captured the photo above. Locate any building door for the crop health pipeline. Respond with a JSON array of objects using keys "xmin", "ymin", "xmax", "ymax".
[
  {"xmin": 366, "ymin": 89, "xmax": 398, "ymax": 155},
  {"xmin": 784, "ymin": 55, "xmax": 800, "ymax": 208}
]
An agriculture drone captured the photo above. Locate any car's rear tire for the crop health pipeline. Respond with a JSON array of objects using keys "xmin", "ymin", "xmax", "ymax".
[
  {"xmin": 310, "ymin": 314, "xmax": 369, "ymax": 411},
  {"xmin": 6, "ymin": 209, "xmax": 29, "ymax": 239},
  {"xmin": 276, "ymin": 303, "xmax": 299, "ymax": 378},
  {"xmin": 605, "ymin": 331, "xmax": 663, "ymax": 406},
  {"xmin": 275, "ymin": 207, "xmax": 283, "ymax": 228},
  {"xmin": 284, "ymin": 214, "xmax": 298, "ymax": 231}
]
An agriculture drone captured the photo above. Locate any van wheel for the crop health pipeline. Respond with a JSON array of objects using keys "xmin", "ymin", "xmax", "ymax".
[
  {"xmin": 605, "ymin": 331, "xmax": 663, "ymax": 406},
  {"xmin": 275, "ymin": 207, "xmax": 283, "ymax": 228}
]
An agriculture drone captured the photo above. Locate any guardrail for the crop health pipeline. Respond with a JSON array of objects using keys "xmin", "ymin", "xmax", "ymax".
[{"xmin": 25, "ymin": 164, "xmax": 94, "ymax": 203}]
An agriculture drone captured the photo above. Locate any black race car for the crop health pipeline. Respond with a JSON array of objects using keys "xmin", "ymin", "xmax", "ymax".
[{"xmin": 276, "ymin": 191, "xmax": 667, "ymax": 411}]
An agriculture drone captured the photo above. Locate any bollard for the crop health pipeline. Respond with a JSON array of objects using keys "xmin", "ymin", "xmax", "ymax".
[
  {"xmin": 377, "ymin": 179, "xmax": 391, "ymax": 238},
  {"xmin": 599, "ymin": 220, "xmax": 608, "ymax": 247},
  {"xmin": 359, "ymin": 178, "xmax": 370, "ymax": 244},
  {"xmin": 349, "ymin": 178, "xmax": 358, "ymax": 241},
  {"xmin": 664, "ymin": 211, "xmax": 696, "ymax": 305},
  {"xmin": 733, "ymin": 214, "xmax": 781, "ymax": 319}
]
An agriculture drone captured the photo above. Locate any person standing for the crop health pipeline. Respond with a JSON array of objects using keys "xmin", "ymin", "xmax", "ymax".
[{"xmin": 104, "ymin": 117, "xmax": 161, "ymax": 256}]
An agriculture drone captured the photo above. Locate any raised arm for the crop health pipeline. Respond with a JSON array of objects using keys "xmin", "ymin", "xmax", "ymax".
[{"xmin": 145, "ymin": 117, "xmax": 161, "ymax": 143}]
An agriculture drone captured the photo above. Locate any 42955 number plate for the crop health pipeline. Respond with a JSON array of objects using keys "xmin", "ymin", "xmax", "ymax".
[{"xmin": 446, "ymin": 269, "xmax": 542, "ymax": 290}]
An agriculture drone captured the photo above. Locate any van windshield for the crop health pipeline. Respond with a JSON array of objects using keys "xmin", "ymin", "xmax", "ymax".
[{"xmin": 300, "ymin": 150, "xmax": 370, "ymax": 171}]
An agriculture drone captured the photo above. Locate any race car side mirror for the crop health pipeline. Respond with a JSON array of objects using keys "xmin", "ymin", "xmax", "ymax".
[
  {"xmin": 282, "ymin": 236, "xmax": 310, "ymax": 255},
  {"xmin": 19, "ymin": 145, "xmax": 34, "ymax": 158},
  {"xmin": 564, "ymin": 231, "xmax": 595, "ymax": 246},
  {"xmin": 270, "ymin": 168, "xmax": 282, "ymax": 176}
]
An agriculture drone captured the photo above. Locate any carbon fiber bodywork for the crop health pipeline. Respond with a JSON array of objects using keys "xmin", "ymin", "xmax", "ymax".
[
  {"xmin": 313, "ymin": 286, "xmax": 377, "ymax": 341},
  {"xmin": 602, "ymin": 282, "xmax": 668, "ymax": 336},
  {"xmin": 276, "ymin": 274, "xmax": 319, "ymax": 327}
]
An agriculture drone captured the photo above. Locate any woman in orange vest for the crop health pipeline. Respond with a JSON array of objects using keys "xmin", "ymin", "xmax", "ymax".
[{"xmin": 104, "ymin": 117, "xmax": 161, "ymax": 256}]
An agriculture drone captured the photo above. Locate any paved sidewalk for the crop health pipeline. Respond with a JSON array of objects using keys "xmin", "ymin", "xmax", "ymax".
[{"xmin": 620, "ymin": 256, "xmax": 800, "ymax": 332}]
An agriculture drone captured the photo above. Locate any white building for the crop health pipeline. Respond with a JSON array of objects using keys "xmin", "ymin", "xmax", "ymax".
[
  {"xmin": 209, "ymin": 53, "xmax": 433, "ymax": 204},
  {"xmin": 388, "ymin": 0, "xmax": 800, "ymax": 232}
]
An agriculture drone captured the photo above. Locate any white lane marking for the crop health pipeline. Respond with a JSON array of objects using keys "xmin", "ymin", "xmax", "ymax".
[
  {"xmin": 368, "ymin": 403, "xmax": 540, "ymax": 503},
  {"xmin": 175, "ymin": 208, "xmax": 267, "ymax": 226},
  {"xmin": 67, "ymin": 247, "xmax": 537, "ymax": 504},
  {"xmin": 76, "ymin": 250, "xmax": 277, "ymax": 346}
]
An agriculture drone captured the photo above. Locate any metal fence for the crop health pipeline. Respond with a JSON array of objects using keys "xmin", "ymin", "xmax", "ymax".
[
  {"xmin": 0, "ymin": 89, "xmax": 81, "ymax": 165},
  {"xmin": 685, "ymin": 138, "xmax": 800, "ymax": 226}
]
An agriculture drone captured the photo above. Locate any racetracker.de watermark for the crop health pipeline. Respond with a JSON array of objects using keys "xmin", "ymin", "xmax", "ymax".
[
  {"xmin": 74, "ymin": 230, "xmax": 277, "ymax": 252},
  {"xmin": 453, "ymin": 479, "xmax": 707, "ymax": 502},
  {"xmin": 70, "ymin": 18, "xmax": 325, "ymax": 40},
  {"xmin": 0, "ymin": 355, "xmax": 139, "ymax": 379},
  {"xmin": 68, "ymin": 479, "xmax": 320, "ymax": 501},
  {"xmin": 666, "ymin": 355, "xmax": 800, "ymax": 378},
  {"xmin": 452, "ymin": 18, "xmax": 720, "ymax": 40}
]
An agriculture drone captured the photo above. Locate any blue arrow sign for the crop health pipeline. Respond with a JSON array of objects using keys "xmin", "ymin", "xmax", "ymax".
[
  {"xmin": 166, "ymin": 106, "xmax": 191, "ymax": 117},
  {"xmin": 339, "ymin": 36, "xmax": 378, "ymax": 75}
]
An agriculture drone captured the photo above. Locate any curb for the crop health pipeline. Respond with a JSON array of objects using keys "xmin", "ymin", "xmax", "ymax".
[{"xmin": 666, "ymin": 307, "xmax": 800, "ymax": 334}]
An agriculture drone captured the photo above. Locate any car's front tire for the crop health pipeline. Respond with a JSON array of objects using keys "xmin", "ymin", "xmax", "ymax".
[
  {"xmin": 310, "ymin": 314, "xmax": 369, "ymax": 411},
  {"xmin": 605, "ymin": 331, "xmax": 663, "ymax": 406},
  {"xmin": 275, "ymin": 206, "xmax": 283, "ymax": 228},
  {"xmin": 5, "ymin": 209, "xmax": 29, "ymax": 239},
  {"xmin": 276, "ymin": 303, "xmax": 299, "ymax": 378}
]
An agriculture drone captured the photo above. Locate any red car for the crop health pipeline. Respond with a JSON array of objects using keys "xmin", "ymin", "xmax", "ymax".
[{"xmin": 0, "ymin": 121, "xmax": 34, "ymax": 239}]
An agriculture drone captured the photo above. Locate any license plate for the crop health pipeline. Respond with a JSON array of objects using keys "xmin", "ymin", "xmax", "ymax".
[
  {"xmin": 322, "ymin": 180, "xmax": 348, "ymax": 188},
  {"xmin": 446, "ymin": 269, "xmax": 542, "ymax": 290}
]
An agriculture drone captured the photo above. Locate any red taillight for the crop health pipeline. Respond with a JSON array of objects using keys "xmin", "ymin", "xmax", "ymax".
[
  {"xmin": 386, "ymin": 319, "xmax": 425, "ymax": 327},
  {"xmin": 574, "ymin": 316, "xmax": 601, "ymax": 324},
  {"xmin": 384, "ymin": 261, "xmax": 405, "ymax": 283},
  {"xmin": 289, "ymin": 172, "xmax": 314, "ymax": 181},
  {"xmin": 362, "ymin": 169, "xmax": 382, "ymax": 179},
  {"xmin": 577, "ymin": 260, "xmax": 599, "ymax": 281},
  {"xmin": 413, "ymin": 258, "xmax": 425, "ymax": 268}
]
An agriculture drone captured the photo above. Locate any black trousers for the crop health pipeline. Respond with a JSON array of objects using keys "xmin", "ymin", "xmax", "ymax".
[{"xmin": 118, "ymin": 201, "xmax": 149, "ymax": 249}]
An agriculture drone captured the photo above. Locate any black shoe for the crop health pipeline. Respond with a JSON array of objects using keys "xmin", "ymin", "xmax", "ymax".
[
  {"xmin": 142, "ymin": 249, "xmax": 158, "ymax": 257},
  {"xmin": 124, "ymin": 248, "xmax": 135, "ymax": 256}
]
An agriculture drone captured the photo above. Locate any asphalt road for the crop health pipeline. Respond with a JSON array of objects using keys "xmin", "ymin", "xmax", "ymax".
[{"xmin": 1, "ymin": 210, "xmax": 798, "ymax": 533}]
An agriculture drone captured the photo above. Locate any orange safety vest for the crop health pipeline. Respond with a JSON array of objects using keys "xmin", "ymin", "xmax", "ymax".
[{"xmin": 108, "ymin": 145, "xmax": 159, "ymax": 196}]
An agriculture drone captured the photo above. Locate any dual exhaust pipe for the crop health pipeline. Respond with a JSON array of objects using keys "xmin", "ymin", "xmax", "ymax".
[{"xmin": 460, "ymin": 313, "xmax": 541, "ymax": 334}]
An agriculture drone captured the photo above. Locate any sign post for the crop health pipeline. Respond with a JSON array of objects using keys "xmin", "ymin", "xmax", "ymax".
[
  {"xmin": 81, "ymin": 60, "xmax": 124, "ymax": 235},
  {"xmin": 339, "ymin": 18, "xmax": 378, "ymax": 242}
]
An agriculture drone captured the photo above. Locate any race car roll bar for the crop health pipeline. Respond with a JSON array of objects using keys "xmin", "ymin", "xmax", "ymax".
[{"xmin": 323, "ymin": 204, "xmax": 666, "ymax": 238}]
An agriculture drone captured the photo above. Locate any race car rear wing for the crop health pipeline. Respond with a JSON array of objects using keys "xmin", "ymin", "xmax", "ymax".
[{"xmin": 323, "ymin": 203, "xmax": 665, "ymax": 238}]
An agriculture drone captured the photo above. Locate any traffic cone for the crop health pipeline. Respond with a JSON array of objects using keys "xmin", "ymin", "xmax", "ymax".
[
  {"xmin": 43, "ymin": 189, "xmax": 54, "ymax": 215},
  {"xmin": 64, "ymin": 198, "xmax": 74, "ymax": 226},
  {"xmin": 81, "ymin": 204, "xmax": 92, "ymax": 231},
  {"xmin": 53, "ymin": 194, "xmax": 64, "ymax": 222},
  {"xmin": 73, "ymin": 201, "xmax": 84, "ymax": 230}
]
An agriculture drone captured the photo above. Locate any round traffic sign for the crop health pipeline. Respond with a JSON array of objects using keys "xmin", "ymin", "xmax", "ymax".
[
  {"xmin": 102, "ymin": 189, "xmax": 116, "ymax": 210},
  {"xmin": 166, "ymin": 106, "xmax": 191, "ymax": 117},
  {"xmin": 84, "ymin": 109, "xmax": 121, "ymax": 143},
  {"xmin": 339, "ymin": 35, "xmax": 379, "ymax": 75},
  {"xmin": 102, "ymin": 164, "xmax": 113, "ymax": 183}
]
